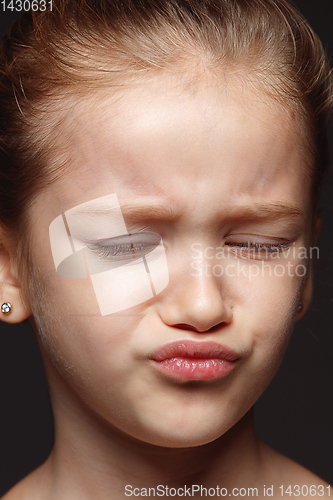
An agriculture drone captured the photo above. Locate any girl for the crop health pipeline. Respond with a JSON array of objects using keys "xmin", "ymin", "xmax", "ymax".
[{"xmin": 0, "ymin": 1, "xmax": 332, "ymax": 498}]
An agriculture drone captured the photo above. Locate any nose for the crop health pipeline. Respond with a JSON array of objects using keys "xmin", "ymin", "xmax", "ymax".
[{"xmin": 158, "ymin": 259, "xmax": 233, "ymax": 333}]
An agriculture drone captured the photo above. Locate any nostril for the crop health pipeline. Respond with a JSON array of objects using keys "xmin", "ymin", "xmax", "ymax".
[
  {"xmin": 173, "ymin": 323, "xmax": 196, "ymax": 331},
  {"xmin": 172, "ymin": 322, "xmax": 229, "ymax": 333},
  {"xmin": 206, "ymin": 323, "xmax": 228, "ymax": 333}
]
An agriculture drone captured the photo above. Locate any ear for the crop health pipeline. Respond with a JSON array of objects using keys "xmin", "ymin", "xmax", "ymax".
[
  {"xmin": 0, "ymin": 243, "xmax": 30, "ymax": 324},
  {"xmin": 296, "ymin": 215, "xmax": 321, "ymax": 321}
]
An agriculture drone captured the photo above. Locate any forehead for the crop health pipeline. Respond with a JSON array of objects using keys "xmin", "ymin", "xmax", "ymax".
[{"xmin": 45, "ymin": 73, "xmax": 311, "ymax": 220}]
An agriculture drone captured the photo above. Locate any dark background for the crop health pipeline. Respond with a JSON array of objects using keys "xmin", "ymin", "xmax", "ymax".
[{"xmin": 1, "ymin": 1, "xmax": 333, "ymax": 496}]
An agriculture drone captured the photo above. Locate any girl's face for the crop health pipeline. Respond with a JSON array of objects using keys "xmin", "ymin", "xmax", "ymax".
[{"xmin": 26, "ymin": 73, "xmax": 312, "ymax": 447}]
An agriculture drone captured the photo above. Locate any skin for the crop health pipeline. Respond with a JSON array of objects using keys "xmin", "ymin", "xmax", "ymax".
[{"xmin": 0, "ymin": 72, "xmax": 329, "ymax": 499}]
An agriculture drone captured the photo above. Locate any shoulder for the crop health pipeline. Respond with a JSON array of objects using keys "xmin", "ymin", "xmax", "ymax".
[
  {"xmin": 259, "ymin": 441, "xmax": 331, "ymax": 498},
  {"xmin": 1, "ymin": 462, "xmax": 51, "ymax": 500},
  {"xmin": 1, "ymin": 477, "xmax": 31, "ymax": 500},
  {"xmin": 1, "ymin": 475, "xmax": 38, "ymax": 500}
]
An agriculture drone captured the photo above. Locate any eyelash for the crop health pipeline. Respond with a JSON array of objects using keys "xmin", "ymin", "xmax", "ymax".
[
  {"xmin": 91, "ymin": 242, "xmax": 158, "ymax": 259},
  {"xmin": 87, "ymin": 233, "xmax": 291, "ymax": 262},
  {"xmin": 86, "ymin": 232, "xmax": 162, "ymax": 261},
  {"xmin": 225, "ymin": 241, "xmax": 291, "ymax": 255}
]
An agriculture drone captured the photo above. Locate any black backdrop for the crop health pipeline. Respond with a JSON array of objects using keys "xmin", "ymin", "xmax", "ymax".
[{"xmin": 0, "ymin": 1, "xmax": 333, "ymax": 496}]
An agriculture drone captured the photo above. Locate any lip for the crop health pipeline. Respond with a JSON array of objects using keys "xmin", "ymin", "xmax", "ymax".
[{"xmin": 150, "ymin": 340, "xmax": 239, "ymax": 381}]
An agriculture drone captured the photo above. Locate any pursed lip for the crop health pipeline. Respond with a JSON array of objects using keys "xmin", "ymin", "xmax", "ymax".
[
  {"xmin": 151, "ymin": 339, "xmax": 239, "ymax": 362},
  {"xmin": 149, "ymin": 340, "xmax": 239, "ymax": 381}
]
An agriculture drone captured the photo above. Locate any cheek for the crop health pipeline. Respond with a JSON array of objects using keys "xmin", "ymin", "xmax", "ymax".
[
  {"xmin": 233, "ymin": 262, "xmax": 303, "ymax": 383},
  {"xmin": 29, "ymin": 257, "xmax": 142, "ymax": 395},
  {"xmin": 27, "ymin": 222, "xmax": 149, "ymax": 404}
]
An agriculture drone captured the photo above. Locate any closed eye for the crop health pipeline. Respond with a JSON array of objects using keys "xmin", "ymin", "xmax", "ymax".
[
  {"xmin": 225, "ymin": 241, "xmax": 292, "ymax": 259},
  {"xmin": 225, "ymin": 241, "xmax": 290, "ymax": 253},
  {"xmin": 86, "ymin": 232, "xmax": 162, "ymax": 261}
]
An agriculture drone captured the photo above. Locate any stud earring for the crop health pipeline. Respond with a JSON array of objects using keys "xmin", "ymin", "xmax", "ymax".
[
  {"xmin": 1, "ymin": 302, "xmax": 12, "ymax": 315},
  {"xmin": 297, "ymin": 301, "xmax": 303, "ymax": 312}
]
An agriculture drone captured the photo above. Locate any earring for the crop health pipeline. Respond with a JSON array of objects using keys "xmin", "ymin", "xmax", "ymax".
[
  {"xmin": 297, "ymin": 301, "xmax": 303, "ymax": 312},
  {"xmin": 1, "ymin": 302, "xmax": 12, "ymax": 315}
]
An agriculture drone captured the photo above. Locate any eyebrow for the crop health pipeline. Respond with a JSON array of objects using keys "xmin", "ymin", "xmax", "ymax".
[
  {"xmin": 70, "ymin": 203, "xmax": 183, "ymax": 222},
  {"xmin": 69, "ymin": 201, "xmax": 305, "ymax": 224},
  {"xmin": 226, "ymin": 203, "xmax": 305, "ymax": 221}
]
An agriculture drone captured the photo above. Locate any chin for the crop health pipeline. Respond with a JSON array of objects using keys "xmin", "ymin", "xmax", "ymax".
[
  {"xmin": 132, "ymin": 414, "xmax": 232, "ymax": 449},
  {"xmin": 139, "ymin": 429, "xmax": 223, "ymax": 449}
]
